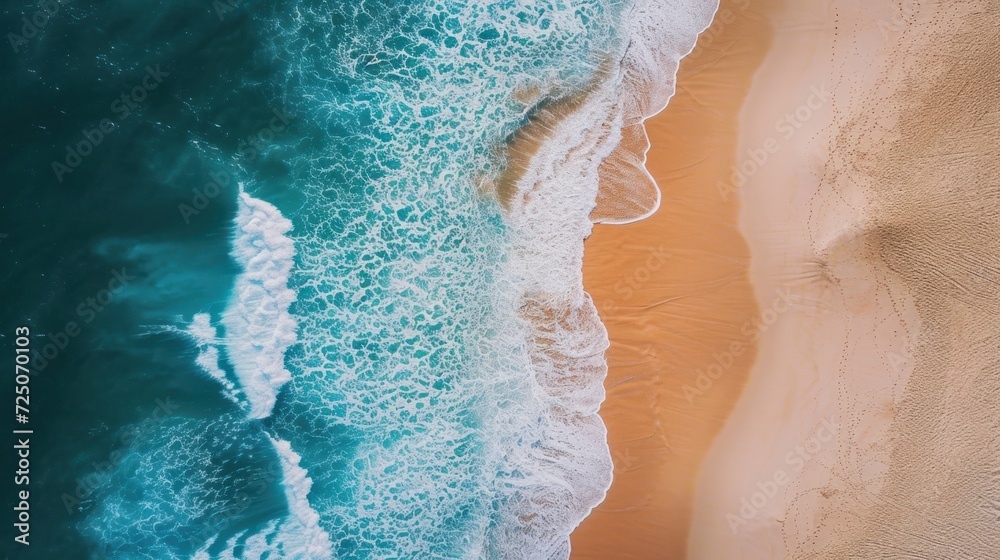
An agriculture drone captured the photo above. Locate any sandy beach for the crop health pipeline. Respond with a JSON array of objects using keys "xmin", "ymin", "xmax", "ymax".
[
  {"xmin": 577, "ymin": 0, "xmax": 1000, "ymax": 557},
  {"xmin": 690, "ymin": 0, "xmax": 1000, "ymax": 556},
  {"xmin": 572, "ymin": 1, "xmax": 771, "ymax": 556},
  {"xmin": 691, "ymin": 0, "xmax": 1000, "ymax": 556},
  {"xmin": 688, "ymin": 1, "xmax": 920, "ymax": 555}
]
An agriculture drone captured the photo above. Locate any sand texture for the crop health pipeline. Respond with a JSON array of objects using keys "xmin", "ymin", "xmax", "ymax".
[
  {"xmin": 573, "ymin": 1, "xmax": 770, "ymax": 556},
  {"xmin": 691, "ymin": 0, "xmax": 1000, "ymax": 557}
]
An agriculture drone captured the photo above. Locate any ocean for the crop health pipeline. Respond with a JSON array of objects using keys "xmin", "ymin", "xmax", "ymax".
[{"xmin": 0, "ymin": 0, "xmax": 714, "ymax": 557}]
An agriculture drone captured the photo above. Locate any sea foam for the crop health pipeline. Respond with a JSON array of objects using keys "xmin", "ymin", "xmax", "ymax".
[
  {"xmin": 197, "ymin": 189, "xmax": 332, "ymax": 560},
  {"xmin": 223, "ymin": 189, "xmax": 298, "ymax": 419},
  {"xmin": 210, "ymin": 0, "xmax": 722, "ymax": 557},
  {"xmin": 192, "ymin": 441, "xmax": 335, "ymax": 560},
  {"xmin": 491, "ymin": 0, "xmax": 719, "ymax": 555},
  {"xmin": 592, "ymin": 0, "xmax": 721, "ymax": 224},
  {"xmin": 187, "ymin": 312, "xmax": 242, "ymax": 405}
]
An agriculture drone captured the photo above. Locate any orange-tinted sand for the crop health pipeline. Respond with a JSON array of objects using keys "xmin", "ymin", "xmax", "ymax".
[{"xmin": 571, "ymin": 2, "xmax": 778, "ymax": 557}]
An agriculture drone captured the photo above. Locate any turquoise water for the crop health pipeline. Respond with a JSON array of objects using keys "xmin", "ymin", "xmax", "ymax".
[
  {"xmin": 1, "ymin": 0, "xmax": 639, "ymax": 557},
  {"xmin": 255, "ymin": 1, "xmax": 623, "ymax": 557}
]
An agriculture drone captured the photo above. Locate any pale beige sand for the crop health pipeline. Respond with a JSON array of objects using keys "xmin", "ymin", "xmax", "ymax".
[
  {"xmin": 573, "ymin": 1, "xmax": 771, "ymax": 557},
  {"xmin": 691, "ymin": 0, "xmax": 1000, "ymax": 558}
]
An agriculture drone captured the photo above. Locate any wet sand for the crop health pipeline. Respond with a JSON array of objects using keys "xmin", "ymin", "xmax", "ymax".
[
  {"xmin": 572, "ymin": 1, "xmax": 772, "ymax": 557},
  {"xmin": 494, "ymin": 62, "xmax": 611, "ymax": 209}
]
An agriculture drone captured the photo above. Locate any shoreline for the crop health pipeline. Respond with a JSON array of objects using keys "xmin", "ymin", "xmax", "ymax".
[
  {"xmin": 487, "ymin": 0, "xmax": 719, "ymax": 553},
  {"xmin": 572, "ymin": 1, "xmax": 772, "ymax": 556}
]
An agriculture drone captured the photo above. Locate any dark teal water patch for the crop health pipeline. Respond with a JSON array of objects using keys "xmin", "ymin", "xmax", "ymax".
[{"xmin": 0, "ymin": 0, "xmax": 299, "ymax": 557}]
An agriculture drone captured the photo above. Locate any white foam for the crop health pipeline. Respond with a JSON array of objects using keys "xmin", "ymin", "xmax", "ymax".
[
  {"xmin": 187, "ymin": 313, "xmax": 242, "ymax": 405},
  {"xmin": 186, "ymin": 190, "xmax": 334, "ymax": 560},
  {"xmin": 594, "ymin": 0, "xmax": 722, "ymax": 225},
  {"xmin": 191, "ymin": 535, "xmax": 217, "ymax": 560},
  {"xmin": 234, "ymin": 520, "xmax": 279, "ymax": 560},
  {"xmin": 188, "ymin": 439, "xmax": 332, "ymax": 560},
  {"xmin": 231, "ymin": 519, "xmax": 278, "ymax": 560},
  {"xmin": 223, "ymin": 189, "xmax": 299, "ymax": 419},
  {"xmin": 206, "ymin": 190, "xmax": 332, "ymax": 559},
  {"xmin": 266, "ymin": 438, "xmax": 335, "ymax": 559},
  {"xmin": 217, "ymin": 531, "xmax": 247, "ymax": 560},
  {"xmin": 191, "ymin": 441, "xmax": 332, "ymax": 560},
  {"xmin": 242, "ymin": 0, "xmax": 720, "ymax": 556},
  {"xmin": 493, "ymin": 0, "xmax": 720, "ymax": 557}
]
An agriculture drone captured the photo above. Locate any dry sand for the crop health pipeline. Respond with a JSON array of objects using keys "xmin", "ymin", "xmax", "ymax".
[
  {"xmin": 689, "ymin": 0, "xmax": 1000, "ymax": 558},
  {"xmin": 572, "ymin": 1, "xmax": 771, "ymax": 557}
]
